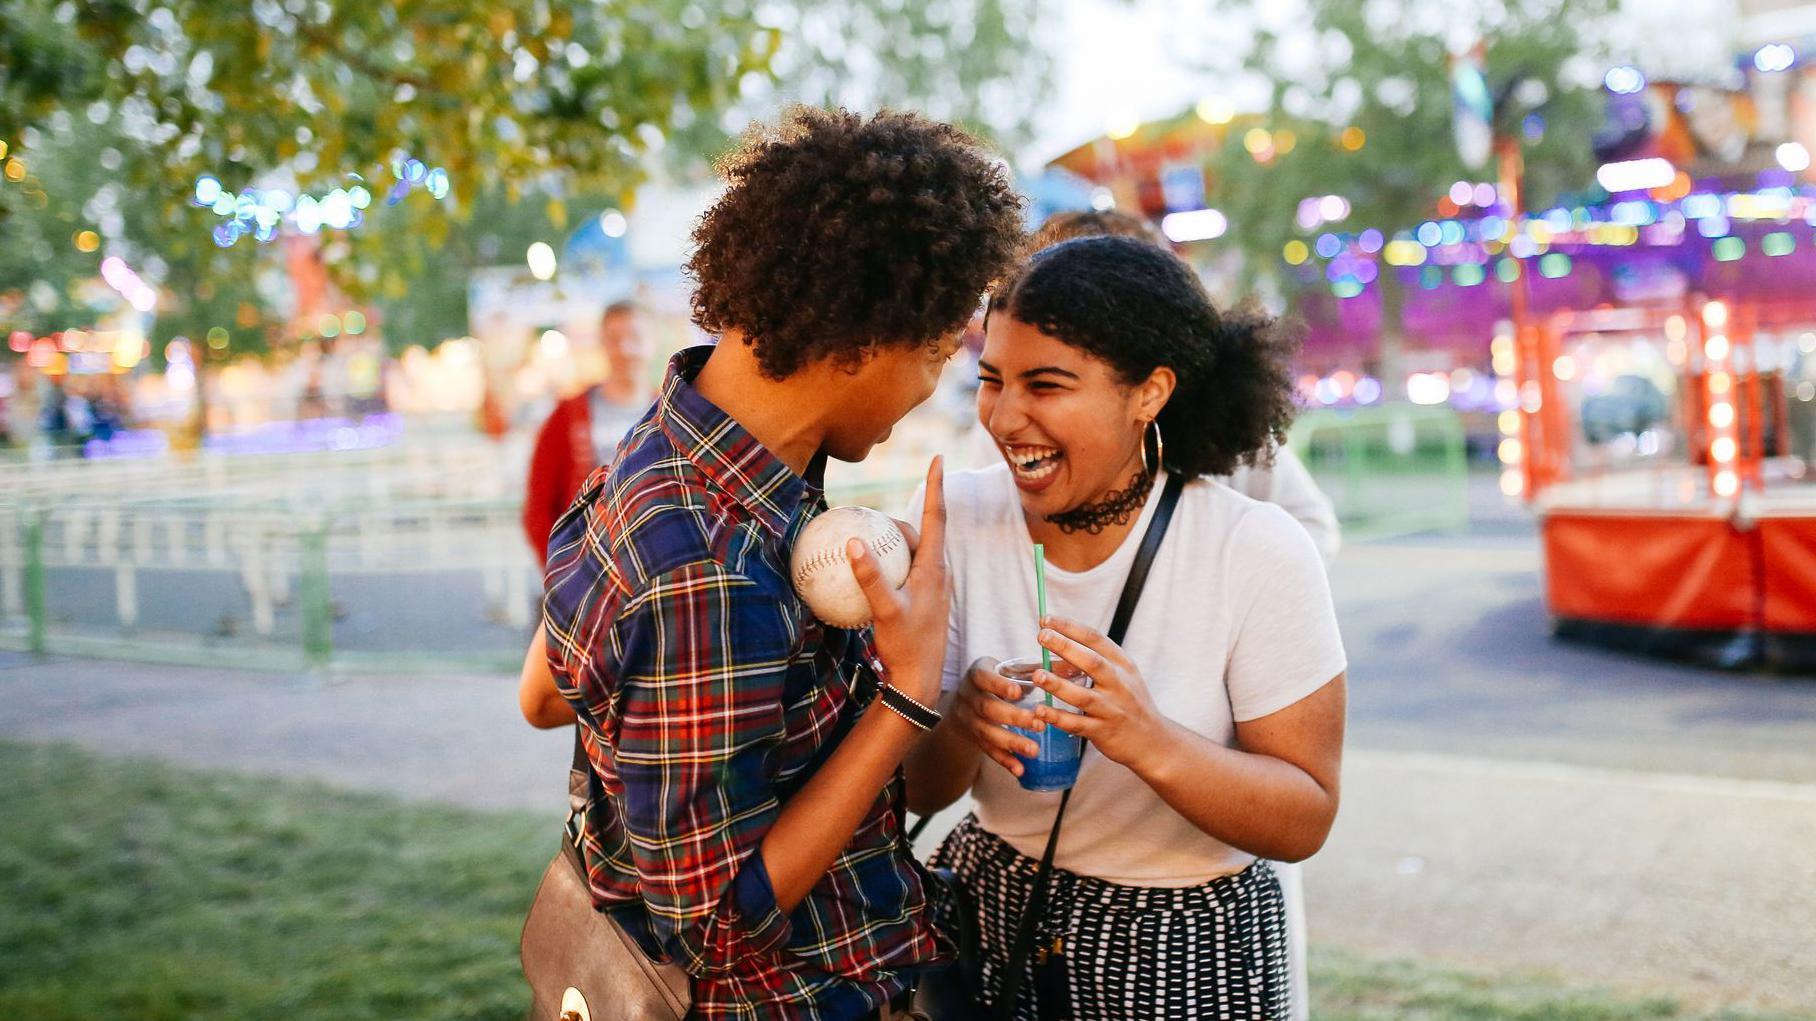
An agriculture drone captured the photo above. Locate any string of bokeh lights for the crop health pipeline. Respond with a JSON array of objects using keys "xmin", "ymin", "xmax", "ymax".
[
  {"xmin": 1276, "ymin": 178, "xmax": 1816, "ymax": 300},
  {"xmin": 194, "ymin": 156, "xmax": 451, "ymax": 248},
  {"xmin": 1166, "ymin": 47, "xmax": 1816, "ymax": 301}
]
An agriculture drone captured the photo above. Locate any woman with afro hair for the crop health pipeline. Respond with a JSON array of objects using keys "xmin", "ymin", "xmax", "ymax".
[
  {"xmin": 903, "ymin": 235, "xmax": 1349, "ymax": 1020},
  {"xmin": 521, "ymin": 106, "xmax": 1023, "ymax": 1020}
]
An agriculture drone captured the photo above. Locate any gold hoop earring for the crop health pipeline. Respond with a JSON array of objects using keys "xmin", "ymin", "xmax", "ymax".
[
  {"xmin": 1149, "ymin": 420, "xmax": 1164, "ymax": 475},
  {"xmin": 1139, "ymin": 421, "xmax": 1151, "ymax": 475}
]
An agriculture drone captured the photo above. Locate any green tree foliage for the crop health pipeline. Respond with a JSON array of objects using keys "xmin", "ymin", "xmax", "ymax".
[
  {"xmin": 750, "ymin": 0, "xmax": 1048, "ymax": 151},
  {"xmin": 359, "ymin": 0, "xmax": 1055, "ymax": 349},
  {"xmin": 0, "ymin": 116, "xmax": 273, "ymax": 354},
  {"xmin": 1, "ymin": 0, "xmax": 1048, "ymax": 354},
  {"xmin": 6, "ymin": 0, "xmax": 773, "ymax": 208},
  {"xmin": 0, "ymin": 121, "xmax": 122, "ymax": 339},
  {"xmin": 1199, "ymin": 0, "xmax": 1617, "ymax": 364},
  {"xmin": 2, "ymin": 0, "xmax": 771, "ymax": 350},
  {"xmin": 353, "ymin": 185, "xmax": 573, "ymax": 351}
]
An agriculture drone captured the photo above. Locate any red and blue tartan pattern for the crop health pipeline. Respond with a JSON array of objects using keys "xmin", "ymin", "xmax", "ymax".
[{"xmin": 541, "ymin": 347, "xmax": 943, "ymax": 1020}]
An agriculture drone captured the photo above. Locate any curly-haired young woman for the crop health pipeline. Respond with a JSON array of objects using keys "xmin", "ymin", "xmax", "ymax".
[
  {"xmin": 522, "ymin": 106, "xmax": 1024, "ymax": 1020},
  {"xmin": 903, "ymin": 236, "xmax": 1348, "ymax": 1020}
]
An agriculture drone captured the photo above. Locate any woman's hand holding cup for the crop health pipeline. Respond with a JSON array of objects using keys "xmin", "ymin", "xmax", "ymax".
[
  {"xmin": 1029, "ymin": 614, "xmax": 1171, "ymax": 776},
  {"xmin": 950, "ymin": 656, "xmax": 1046, "ymax": 778}
]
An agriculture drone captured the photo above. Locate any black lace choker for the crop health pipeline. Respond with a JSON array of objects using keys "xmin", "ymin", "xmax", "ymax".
[{"xmin": 1044, "ymin": 470, "xmax": 1156, "ymax": 535}]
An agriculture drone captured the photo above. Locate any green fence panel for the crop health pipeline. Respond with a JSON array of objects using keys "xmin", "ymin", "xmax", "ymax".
[
  {"xmin": 1288, "ymin": 403, "xmax": 1469, "ymax": 541},
  {"xmin": 299, "ymin": 526, "xmax": 333, "ymax": 671},
  {"xmin": 25, "ymin": 510, "xmax": 46, "ymax": 656}
]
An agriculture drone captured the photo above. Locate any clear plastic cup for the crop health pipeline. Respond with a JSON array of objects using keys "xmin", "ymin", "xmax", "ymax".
[{"xmin": 995, "ymin": 656, "xmax": 1089, "ymax": 792}]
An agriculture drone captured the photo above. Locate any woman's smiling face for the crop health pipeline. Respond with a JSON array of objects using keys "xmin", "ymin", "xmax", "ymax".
[{"xmin": 977, "ymin": 313, "xmax": 1173, "ymax": 518}]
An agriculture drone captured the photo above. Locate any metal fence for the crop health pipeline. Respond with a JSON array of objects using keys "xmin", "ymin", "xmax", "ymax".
[
  {"xmin": 0, "ymin": 440, "xmax": 538, "ymax": 674},
  {"xmin": 0, "ymin": 431, "xmax": 946, "ymax": 674},
  {"xmin": 1287, "ymin": 403, "xmax": 1470, "ymax": 540}
]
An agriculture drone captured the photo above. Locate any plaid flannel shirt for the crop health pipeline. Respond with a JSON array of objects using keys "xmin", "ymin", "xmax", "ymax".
[{"xmin": 542, "ymin": 347, "xmax": 943, "ymax": 1021}]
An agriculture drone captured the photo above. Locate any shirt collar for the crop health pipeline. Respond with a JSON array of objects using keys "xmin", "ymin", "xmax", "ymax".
[{"xmin": 655, "ymin": 346, "xmax": 821, "ymax": 539}]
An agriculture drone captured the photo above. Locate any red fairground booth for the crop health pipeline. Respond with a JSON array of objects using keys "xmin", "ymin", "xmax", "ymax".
[{"xmin": 1517, "ymin": 298, "xmax": 1816, "ymax": 669}]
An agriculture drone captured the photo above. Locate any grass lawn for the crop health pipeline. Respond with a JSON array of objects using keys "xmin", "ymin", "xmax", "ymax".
[
  {"xmin": 0, "ymin": 740, "xmax": 549, "ymax": 1020},
  {"xmin": 1, "ymin": 739, "xmax": 1808, "ymax": 1021},
  {"xmin": 1309, "ymin": 951, "xmax": 1809, "ymax": 1021}
]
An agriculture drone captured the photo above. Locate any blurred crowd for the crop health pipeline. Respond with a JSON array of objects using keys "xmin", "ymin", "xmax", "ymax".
[{"xmin": 1, "ymin": 365, "xmax": 135, "ymax": 455}]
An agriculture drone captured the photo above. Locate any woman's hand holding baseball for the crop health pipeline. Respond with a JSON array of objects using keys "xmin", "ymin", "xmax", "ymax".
[{"xmin": 1029, "ymin": 614, "xmax": 1173, "ymax": 776}]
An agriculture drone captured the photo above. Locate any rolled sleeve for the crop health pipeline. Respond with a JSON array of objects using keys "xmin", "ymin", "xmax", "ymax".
[
  {"xmin": 718, "ymin": 849, "xmax": 791, "ymax": 957},
  {"xmin": 610, "ymin": 562, "xmax": 797, "ymax": 977}
]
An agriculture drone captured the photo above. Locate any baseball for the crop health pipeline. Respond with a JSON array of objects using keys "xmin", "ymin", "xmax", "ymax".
[{"xmin": 790, "ymin": 506, "xmax": 911, "ymax": 629}]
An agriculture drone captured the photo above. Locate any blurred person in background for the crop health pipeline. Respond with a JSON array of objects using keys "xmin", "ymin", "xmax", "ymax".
[
  {"xmin": 89, "ymin": 375, "xmax": 130, "ymax": 445},
  {"xmin": 521, "ymin": 300, "xmax": 654, "ymax": 566},
  {"xmin": 0, "ymin": 368, "xmax": 15, "ymax": 448},
  {"xmin": 296, "ymin": 363, "xmax": 329, "ymax": 420},
  {"xmin": 40, "ymin": 379, "xmax": 73, "ymax": 453}
]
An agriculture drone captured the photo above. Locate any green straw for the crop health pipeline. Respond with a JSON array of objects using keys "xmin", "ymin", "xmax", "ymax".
[{"xmin": 1033, "ymin": 543, "xmax": 1054, "ymax": 706}]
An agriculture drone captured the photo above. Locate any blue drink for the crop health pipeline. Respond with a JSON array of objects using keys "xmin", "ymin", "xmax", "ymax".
[{"xmin": 996, "ymin": 657, "xmax": 1087, "ymax": 792}]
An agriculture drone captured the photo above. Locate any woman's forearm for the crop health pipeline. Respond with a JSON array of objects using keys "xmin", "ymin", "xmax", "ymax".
[
  {"xmin": 759, "ymin": 704, "xmax": 922, "ymax": 911},
  {"xmin": 901, "ymin": 693, "xmax": 982, "ymax": 815},
  {"xmin": 1133, "ymin": 722, "xmax": 1339, "ymax": 863},
  {"xmin": 1029, "ymin": 621, "xmax": 1344, "ymax": 863},
  {"xmin": 518, "ymin": 623, "xmax": 578, "ymax": 728},
  {"xmin": 524, "ymin": 689, "xmax": 578, "ymax": 729}
]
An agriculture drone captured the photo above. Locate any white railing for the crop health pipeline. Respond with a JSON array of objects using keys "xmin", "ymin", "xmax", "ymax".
[{"xmin": 0, "ymin": 437, "xmax": 538, "ymax": 672}]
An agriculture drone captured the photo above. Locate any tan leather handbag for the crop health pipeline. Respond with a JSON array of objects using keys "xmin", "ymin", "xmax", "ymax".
[{"xmin": 520, "ymin": 735, "xmax": 692, "ymax": 1021}]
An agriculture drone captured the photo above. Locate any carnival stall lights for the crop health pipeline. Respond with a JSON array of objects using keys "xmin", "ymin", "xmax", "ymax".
[
  {"xmin": 1268, "ymin": 170, "xmax": 1816, "ymax": 456},
  {"xmin": 8, "ymin": 327, "xmax": 150, "ymax": 377},
  {"xmin": 1511, "ymin": 298, "xmax": 1816, "ymax": 669},
  {"xmin": 1286, "ymin": 178, "xmax": 1816, "ymax": 304},
  {"xmin": 387, "ymin": 339, "xmax": 488, "ymax": 416}
]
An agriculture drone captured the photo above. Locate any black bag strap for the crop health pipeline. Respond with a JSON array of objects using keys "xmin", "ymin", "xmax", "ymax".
[
  {"xmin": 992, "ymin": 472, "xmax": 1185, "ymax": 1021},
  {"xmin": 1105, "ymin": 473, "xmax": 1184, "ymax": 649}
]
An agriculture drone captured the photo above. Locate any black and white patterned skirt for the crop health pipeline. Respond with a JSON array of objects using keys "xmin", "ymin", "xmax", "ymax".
[{"xmin": 930, "ymin": 815, "xmax": 1290, "ymax": 1021}]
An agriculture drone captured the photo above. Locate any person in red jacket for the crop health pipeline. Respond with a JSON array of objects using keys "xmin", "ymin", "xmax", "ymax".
[{"xmin": 522, "ymin": 300, "xmax": 652, "ymax": 565}]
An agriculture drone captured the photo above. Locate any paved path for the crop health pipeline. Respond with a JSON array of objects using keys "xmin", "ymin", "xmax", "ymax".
[
  {"xmin": 1330, "ymin": 536, "xmax": 1816, "ymax": 785},
  {"xmin": 1308, "ymin": 749, "xmax": 1816, "ymax": 1012},
  {"xmin": 0, "ymin": 656, "xmax": 570, "ymax": 814}
]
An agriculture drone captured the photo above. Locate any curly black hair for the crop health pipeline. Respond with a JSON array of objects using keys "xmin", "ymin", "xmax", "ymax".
[
  {"xmin": 687, "ymin": 106, "xmax": 1026, "ymax": 380},
  {"xmin": 990, "ymin": 235, "xmax": 1300, "ymax": 479}
]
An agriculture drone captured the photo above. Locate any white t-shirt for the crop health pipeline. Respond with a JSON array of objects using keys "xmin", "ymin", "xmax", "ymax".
[
  {"xmin": 906, "ymin": 464, "xmax": 1346, "ymax": 886},
  {"xmin": 1225, "ymin": 449, "xmax": 1341, "ymax": 566},
  {"xmin": 587, "ymin": 387, "xmax": 649, "ymax": 465}
]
